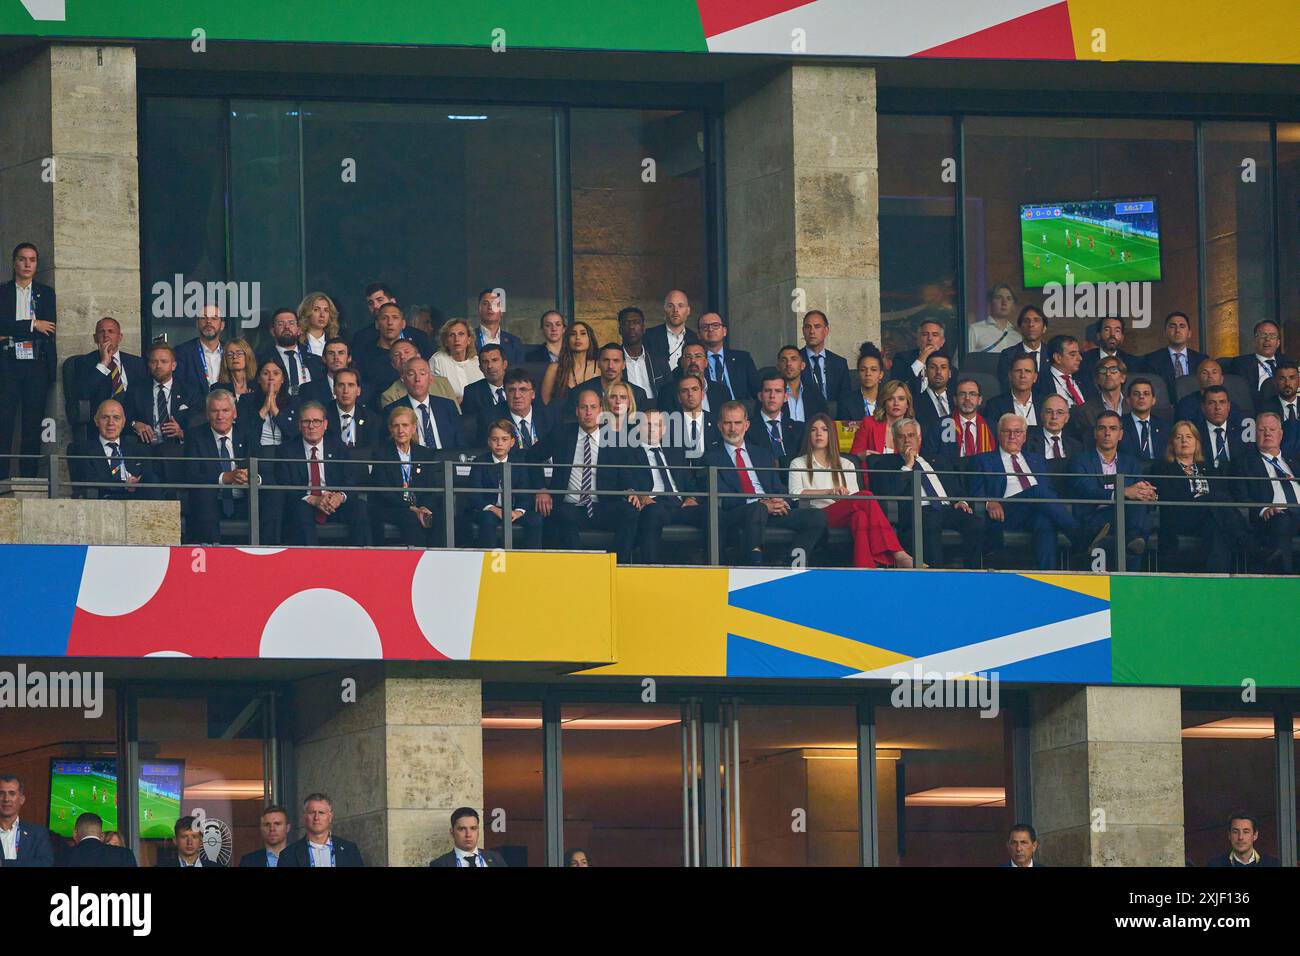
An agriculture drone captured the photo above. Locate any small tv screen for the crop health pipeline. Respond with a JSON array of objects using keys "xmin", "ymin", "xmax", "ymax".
[
  {"xmin": 48, "ymin": 759, "xmax": 118, "ymax": 838},
  {"xmin": 1019, "ymin": 197, "xmax": 1162, "ymax": 289},
  {"xmin": 137, "ymin": 759, "xmax": 185, "ymax": 840}
]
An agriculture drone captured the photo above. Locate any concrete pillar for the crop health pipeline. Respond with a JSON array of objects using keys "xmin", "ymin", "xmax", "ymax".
[
  {"xmin": 0, "ymin": 497, "xmax": 179, "ymax": 544},
  {"xmin": 0, "ymin": 44, "xmax": 141, "ymax": 457},
  {"xmin": 724, "ymin": 64, "xmax": 879, "ymax": 364},
  {"xmin": 291, "ymin": 669, "xmax": 484, "ymax": 867},
  {"xmin": 1030, "ymin": 685, "xmax": 1185, "ymax": 866}
]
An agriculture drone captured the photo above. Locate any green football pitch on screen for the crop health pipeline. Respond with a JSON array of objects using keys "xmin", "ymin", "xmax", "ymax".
[
  {"xmin": 1021, "ymin": 217, "xmax": 1161, "ymax": 288},
  {"xmin": 48, "ymin": 770, "xmax": 118, "ymax": 838}
]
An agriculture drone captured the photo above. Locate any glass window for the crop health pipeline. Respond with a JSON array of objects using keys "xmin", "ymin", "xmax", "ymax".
[
  {"xmin": 1276, "ymin": 123, "xmax": 1300, "ymax": 356},
  {"xmin": 878, "ymin": 115, "xmax": 960, "ymax": 367},
  {"xmin": 962, "ymin": 116, "xmax": 1198, "ymax": 360},
  {"xmin": 1181, "ymin": 708, "xmax": 1279, "ymax": 866},
  {"xmin": 482, "ymin": 701, "xmax": 544, "ymax": 867},
  {"xmin": 570, "ymin": 109, "xmax": 707, "ymax": 345}
]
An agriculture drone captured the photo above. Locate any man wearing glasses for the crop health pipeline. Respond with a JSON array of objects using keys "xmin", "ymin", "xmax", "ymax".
[
  {"xmin": 1225, "ymin": 319, "xmax": 1291, "ymax": 410},
  {"xmin": 273, "ymin": 400, "xmax": 370, "ymax": 545}
]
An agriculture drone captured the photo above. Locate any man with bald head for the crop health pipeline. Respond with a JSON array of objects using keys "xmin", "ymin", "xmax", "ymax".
[
  {"xmin": 68, "ymin": 317, "xmax": 148, "ymax": 440},
  {"xmin": 68, "ymin": 399, "xmax": 155, "ymax": 499},
  {"xmin": 1174, "ymin": 357, "xmax": 1235, "ymax": 427},
  {"xmin": 645, "ymin": 288, "xmax": 700, "ymax": 376},
  {"xmin": 383, "ymin": 357, "xmax": 464, "ymax": 452}
]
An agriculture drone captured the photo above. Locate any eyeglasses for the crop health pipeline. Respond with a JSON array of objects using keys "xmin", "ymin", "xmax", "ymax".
[
  {"xmin": 1098, "ymin": 367, "xmax": 1123, "ymax": 374},
  {"xmin": 698, "ymin": 323, "xmax": 724, "ymax": 331},
  {"xmin": 300, "ymin": 419, "xmax": 327, "ymax": 426}
]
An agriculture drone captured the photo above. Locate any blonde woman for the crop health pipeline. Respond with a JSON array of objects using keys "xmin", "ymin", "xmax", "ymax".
[
  {"xmin": 430, "ymin": 318, "xmax": 482, "ymax": 400},
  {"xmin": 212, "ymin": 337, "xmax": 258, "ymax": 398},
  {"xmin": 298, "ymin": 292, "xmax": 340, "ymax": 356},
  {"xmin": 851, "ymin": 379, "xmax": 914, "ymax": 458}
]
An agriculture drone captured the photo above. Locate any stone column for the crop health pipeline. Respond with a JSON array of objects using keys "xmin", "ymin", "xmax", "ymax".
[
  {"xmin": 0, "ymin": 44, "xmax": 140, "ymax": 459},
  {"xmin": 290, "ymin": 669, "xmax": 483, "ymax": 867},
  {"xmin": 1030, "ymin": 685, "xmax": 1184, "ymax": 866},
  {"xmin": 724, "ymin": 64, "xmax": 879, "ymax": 364}
]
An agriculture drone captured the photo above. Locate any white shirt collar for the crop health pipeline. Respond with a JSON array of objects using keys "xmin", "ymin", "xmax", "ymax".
[{"xmin": 303, "ymin": 438, "xmax": 325, "ymax": 455}]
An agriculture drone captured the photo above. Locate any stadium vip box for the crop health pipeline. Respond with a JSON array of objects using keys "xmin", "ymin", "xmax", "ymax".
[{"xmin": 0, "ymin": 664, "xmax": 103, "ymax": 718}]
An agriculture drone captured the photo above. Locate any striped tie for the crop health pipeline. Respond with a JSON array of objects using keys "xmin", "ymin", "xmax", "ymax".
[
  {"xmin": 579, "ymin": 434, "xmax": 594, "ymax": 517},
  {"xmin": 109, "ymin": 357, "xmax": 124, "ymax": 395}
]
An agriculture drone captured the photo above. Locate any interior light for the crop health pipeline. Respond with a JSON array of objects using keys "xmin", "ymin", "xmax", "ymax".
[
  {"xmin": 182, "ymin": 779, "xmax": 266, "ymax": 800},
  {"xmin": 904, "ymin": 787, "xmax": 1006, "ymax": 808},
  {"xmin": 482, "ymin": 717, "xmax": 679, "ymax": 731},
  {"xmin": 1181, "ymin": 717, "xmax": 1299, "ymax": 739},
  {"xmin": 447, "ymin": 114, "xmax": 488, "ymax": 121}
]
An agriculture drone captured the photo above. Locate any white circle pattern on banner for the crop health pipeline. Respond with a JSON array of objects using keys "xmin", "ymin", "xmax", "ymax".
[
  {"xmin": 258, "ymin": 589, "xmax": 383, "ymax": 658},
  {"xmin": 410, "ymin": 551, "xmax": 483, "ymax": 659},
  {"xmin": 75, "ymin": 546, "xmax": 171, "ymax": 616}
]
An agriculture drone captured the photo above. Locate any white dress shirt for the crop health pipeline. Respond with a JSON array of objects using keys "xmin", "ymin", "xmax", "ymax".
[
  {"xmin": 909, "ymin": 454, "xmax": 950, "ymax": 505},
  {"xmin": 212, "ymin": 428, "xmax": 243, "ymax": 495},
  {"xmin": 98, "ymin": 434, "xmax": 132, "ymax": 482},
  {"xmin": 0, "ymin": 818, "xmax": 18, "ymax": 859},
  {"xmin": 305, "ymin": 333, "xmax": 327, "ymax": 356},
  {"xmin": 623, "ymin": 349, "xmax": 655, "ymax": 399},
  {"xmin": 664, "ymin": 326, "xmax": 687, "ymax": 368},
  {"xmin": 1277, "ymin": 397, "xmax": 1299, "ymax": 423},
  {"xmin": 336, "ymin": 403, "xmax": 358, "ymax": 446},
  {"xmin": 201, "ymin": 341, "xmax": 223, "ymax": 385},
  {"xmin": 300, "ymin": 438, "xmax": 341, "ymax": 501},
  {"xmin": 95, "ymin": 350, "xmax": 130, "ymax": 391},
  {"xmin": 725, "ymin": 441, "xmax": 765, "ymax": 502},
  {"xmin": 1167, "ymin": 347, "xmax": 1192, "ymax": 377},
  {"xmin": 999, "ymin": 449, "xmax": 1038, "ymax": 496},
  {"xmin": 456, "ymin": 847, "xmax": 484, "ymax": 867},
  {"xmin": 151, "ymin": 380, "xmax": 173, "ymax": 431},
  {"xmin": 277, "ymin": 345, "xmax": 311, "ymax": 385},
  {"xmin": 565, "ymin": 430, "xmax": 600, "ymax": 505},
  {"xmin": 1050, "ymin": 367, "xmax": 1081, "ymax": 406},
  {"xmin": 641, "ymin": 444, "xmax": 679, "ymax": 496},
  {"xmin": 1260, "ymin": 453, "xmax": 1299, "ymax": 510},
  {"xmin": 407, "ymin": 396, "xmax": 443, "ymax": 448},
  {"xmin": 1254, "ymin": 354, "xmax": 1278, "ymax": 389},
  {"xmin": 1011, "ymin": 395, "xmax": 1038, "ymax": 426}
]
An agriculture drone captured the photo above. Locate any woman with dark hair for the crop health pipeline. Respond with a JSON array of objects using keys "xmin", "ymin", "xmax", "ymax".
[
  {"xmin": 564, "ymin": 848, "xmax": 590, "ymax": 867},
  {"xmin": 849, "ymin": 379, "xmax": 914, "ymax": 459},
  {"xmin": 789, "ymin": 414, "xmax": 913, "ymax": 568},
  {"xmin": 237, "ymin": 360, "xmax": 298, "ymax": 456},
  {"xmin": 541, "ymin": 320, "xmax": 599, "ymax": 406},
  {"xmin": 1149, "ymin": 419, "xmax": 1246, "ymax": 573}
]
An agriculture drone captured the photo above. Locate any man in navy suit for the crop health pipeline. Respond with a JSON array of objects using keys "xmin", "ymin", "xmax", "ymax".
[
  {"xmin": 68, "ymin": 399, "xmax": 156, "ymax": 500},
  {"xmin": 619, "ymin": 306, "xmax": 670, "ymax": 403},
  {"xmin": 608, "ymin": 409, "xmax": 707, "ymax": 565},
  {"xmin": 299, "ymin": 337, "xmax": 356, "ymax": 407},
  {"xmin": 659, "ymin": 344, "xmax": 729, "ymax": 417},
  {"xmin": 995, "ymin": 307, "xmax": 1049, "ymax": 388},
  {"xmin": 0, "ymin": 242, "xmax": 57, "ymax": 480},
  {"xmin": 1142, "ymin": 311, "xmax": 1207, "ymax": 401},
  {"xmin": 429, "ymin": 808, "xmax": 508, "ymax": 868},
  {"xmin": 698, "ymin": 312, "xmax": 760, "ymax": 402},
  {"xmin": 1258, "ymin": 360, "xmax": 1299, "ymax": 428},
  {"xmin": 1197, "ymin": 385, "xmax": 1251, "ymax": 475},
  {"xmin": 1224, "ymin": 319, "xmax": 1291, "ymax": 410},
  {"xmin": 800, "ymin": 310, "xmax": 852, "ymax": 410},
  {"xmin": 473, "ymin": 287, "xmax": 525, "ymax": 366},
  {"xmin": 183, "ymin": 389, "xmax": 278, "ymax": 544},
  {"xmin": 238, "ymin": 804, "xmax": 292, "ymax": 868},
  {"xmin": 67, "ymin": 317, "xmax": 148, "ymax": 441},
  {"xmin": 1003, "ymin": 823, "xmax": 1043, "ymax": 868},
  {"xmin": 278, "ymin": 793, "xmax": 366, "ymax": 867},
  {"xmin": 778, "ymin": 345, "xmax": 828, "ymax": 422},
  {"xmin": 257, "ymin": 308, "xmax": 325, "ymax": 397},
  {"xmin": 351, "ymin": 300, "xmax": 434, "ymax": 389},
  {"xmin": 894, "ymin": 317, "xmax": 955, "ymax": 394},
  {"xmin": 173, "ymin": 304, "xmax": 226, "ymax": 396},
  {"xmin": 0, "ymin": 773, "xmax": 54, "ymax": 867},
  {"xmin": 1232, "ymin": 411, "xmax": 1299, "ymax": 574},
  {"xmin": 275, "ymin": 401, "xmax": 370, "ymax": 545},
  {"xmin": 124, "ymin": 341, "xmax": 203, "ymax": 492},
  {"xmin": 570, "ymin": 343, "xmax": 652, "ymax": 417},
  {"xmin": 1070, "ymin": 411, "xmax": 1155, "ymax": 560},
  {"xmin": 326, "ymin": 369, "xmax": 379, "ymax": 453},
  {"xmin": 1042, "ymin": 334, "xmax": 1097, "ymax": 411},
  {"xmin": 501, "ymin": 368, "xmax": 554, "ymax": 452},
  {"xmin": 911, "ymin": 350, "xmax": 957, "ymax": 433},
  {"xmin": 666, "ymin": 373, "xmax": 721, "ymax": 462},
  {"xmin": 59, "ymin": 813, "xmax": 137, "ymax": 867},
  {"xmin": 985, "ymin": 353, "xmax": 1045, "ymax": 431},
  {"xmin": 968, "ymin": 413, "xmax": 1079, "ymax": 570},
  {"xmin": 1080, "ymin": 316, "xmax": 1145, "ymax": 380},
  {"xmin": 1173, "ymin": 358, "xmax": 1233, "ymax": 426},
  {"xmin": 747, "ymin": 370, "xmax": 805, "ymax": 468},
  {"xmin": 706, "ymin": 400, "xmax": 827, "ymax": 566},
  {"xmin": 1118, "ymin": 378, "xmax": 1169, "ymax": 467},
  {"xmin": 644, "ymin": 288, "xmax": 699, "ymax": 376},
  {"xmin": 383, "ymin": 357, "xmax": 464, "ymax": 453},
  {"xmin": 461, "ymin": 343, "xmax": 510, "ymax": 431}
]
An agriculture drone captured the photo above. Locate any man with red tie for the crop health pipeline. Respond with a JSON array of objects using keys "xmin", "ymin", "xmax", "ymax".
[
  {"xmin": 1044, "ymin": 334, "xmax": 1094, "ymax": 410},
  {"xmin": 273, "ymin": 400, "xmax": 370, "ymax": 545},
  {"xmin": 930, "ymin": 376, "xmax": 995, "ymax": 461}
]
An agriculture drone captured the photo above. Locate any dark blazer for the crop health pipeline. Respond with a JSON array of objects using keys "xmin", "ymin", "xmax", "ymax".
[
  {"xmin": 474, "ymin": 327, "xmax": 525, "ymax": 366},
  {"xmin": 702, "ymin": 440, "xmax": 789, "ymax": 508},
  {"xmin": 894, "ymin": 348, "xmax": 938, "ymax": 391},
  {"xmin": 349, "ymin": 324, "xmax": 434, "ymax": 358},
  {"xmin": 237, "ymin": 389, "xmax": 300, "ymax": 452},
  {"xmin": 1080, "ymin": 348, "xmax": 1145, "ymax": 380},
  {"xmin": 623, "ymin": 345, "xmax": 672, "ymax": 397},
  {"xmin": 429, "ymin": 848, "xmax": 508, "ymax": 868},
  {"xmin": 784, "ymin": 383, "xmax": 829, "ymax": 423},
  {"xmin": 800, "ymin": 347, "xmax": 851, "ymax": 408},
  {"xmin": 122, "ymin": 378, "xmax": 205, "ymax": 441},
  {"xmin": 1258, "ymin": 395, "xmax": 1300, "ymax": 427},
  {"xmin": 658, "ymin": 373, "xmax": 730, "ymax": 417},
  {"xmin": 1224, "ymin": 353, "xmax": 1292, "ymax": 408},
  {"xmin": 238, "ymin": 847, "xmax": 281, "ymax": 868},
  {"xmin": 867, "ymin": 450, "xmax": 967, "ymax": 533},
  {"xmin": 461, "ymin": 378, "xmax": 509, "ymax": 426},
  {"xmin": 524, "ymin": 342, "xmax": 559, "ymax": 364},
  {"xmin": 256, "ymin": 344, "xmax": 325, "ymax": 394},
  {"xmin": 570, "ymin": 376, "xmax": 652, "ymax": 417},
  {"xmin": 185, "ymin": 426, "xmax": 250, "ymax": 488},
  {"xmin": 58, "ymin": 837, "xmax": 137, "ymax": 868},
  {"xmin": 701, "ymin": 347, "xmax": 761, "ymax": 402},
  {"xmin": 273, "ymin": 435, "xmax": 364, "ymax": 497},
  {"xmin": 1197, "ymin": 419, "xmax": 1252, "ymax": 474},
  {"xmin": 327, "ymin": 402, "xmax": 381, "ymax": 453},
  {"xmin": 610, "ymin": 442, "xmax": 700, "ymax": 497},
  {"xmin": 995, "ymin": 343, "xmax": 1046, "ymax": 388},
  {"xmin": 462, "ymin": 449, "xmax": 541, "ymax": 510},
  {"xmin": 0, "ymin": 279, "xmax": 57, "ymax": 376},
  {"xmin": 746, "ymin": 411, "xmax": 805, "ymax": 468},
  {"xmin": 1205, "ymin": 851, "xmax": 1282, "ymax": 868},
  {"xmin": 983, "ymin": 392, "xmax": 1045, "ymax": 432},
  {"xmin": 368, "ymin": 440, "xmax": 442, "ymax": 503},
  {"xmin": 1231, "ymin": 449, "xmax": 1300, "ymax": 522},
  {"xmin": 967, "ymin": 449, "xmax": 1051, "ymax": 501},
  {"xmin": 68, "ymin": 350, "xmax": 149, "ymax": 417},
  {"xmin": 68, "ymin": 435, "xmax": 155, "ymax": 498},
  {"xmin": 1142, "ymin": 346, "xmax": 1208, "ymax": 400},
  {"xmin": 838, "ymin": 389, "xmax": 880, "ymax": 424},
  {"xmin": 173, "ymin": 337, "xmax": 220, "ymax": 397},
  {"xmin": 1148, "ymin": 458, "xmax": 1238, "ymax": 537},
  {"xmin": 912, "ymin": 384, "xmax": 958, "ymax": 433},
  {"xmin": 1119, "ymin": 413, "xmax": 1170, "ymax": 465},
  {"xmin": 504, "ymin": 402, "xmax": 557, "ymax": 451},
  {"xmin": 0, "ymin": 820, "xmax": 54, "ymax": 867},
  {"xmin": 299, "ymin": 372, "xmax": 343, "ymax": 408},
  {"xmin": 531, "ymin": 423, "xmax": 621, "ymax": 504},
  {"xmin": 382, "ymin": 394, "xmax": 464, "ymax": 452},
  {"xmin": 277, "ymin": 835, "xmax": 366, "ymax": 868},
  {"xmin": 1067, "ymin": 449, "xmax": 1146, "ymax": 523},
  {"xmin": 1023, "ymin": 429, "xmax": 1082, "ymax": 465},
  {"xmin": 644, "ymin": 323, "xmax": 699, "ymax": 376}
]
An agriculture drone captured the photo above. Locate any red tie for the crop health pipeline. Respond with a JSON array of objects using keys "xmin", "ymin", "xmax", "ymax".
[
  {"xmin": 735, "ymin": 447, "xmax": 756, "ymax": 495},
  {"xmin": 309, "ymin": 446, "xmax": 328, "ymax": 524},
  {"xmin": 962, "ymin": 420, "xmax": 975, "ymax": 457},
  {"xmin": 1010, "ymin": 454, "xmax": 1031, "ymax": 491},
  {"xmin": 1063, "ymin": 374, "xmax": 1084, "ymax": 406},
  {"xmin": 1052, "ymin": 436, "xmax": 1062, "ymax": 460}
]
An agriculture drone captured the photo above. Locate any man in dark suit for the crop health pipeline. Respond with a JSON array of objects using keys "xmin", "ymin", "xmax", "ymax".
[
  {"xmin": 747, "ymin": 370, "xmax": 805, "ymax": 468},
  {"xmin": 168, "ymin": 815, "xmax": 224, "ymax": 867},
  {"xmin": 868, "ymin": 418, "xmax": 984, "ymax": 568},
  {"xmin": 461, "ymin": 343, "xmax": 511, "ymax": 428},
  {"xmin": 258, "ymin": 308, "xmax": 325, "ymax": 397},
  {"xmin": 463, "ymin": 419, "xmax": 544, "ymax": 550},
  {"xmin": 698, "ymin": 312, "xmax": 760, "ymax": 402},
  {"xmin": 0, "ymin": 242, "xmax": 57, "ymax": 480},
  {"xmin": 1003, "ymin": 823, "xmax": 1042, "ymax": 868},
  {"xmin": 275, "ymin": 401, "xmax": 370, "ymax": 546},
  {"xmin": 1079, "ymin": 316, "xmax": 1145, "ymax": 380},
  {"xmin": 58, "ymin": 813, "xmax": 137, "ymax": 867},
  {"xmin": 68, "ymin": 400, "xmax": 156, "ymax": 500},
  {"xmin": 800, "ymin": 310, "xmax": 852, "ymax": 410},
  {"xmin": 1142, "ymin": 311, "xmax": 1207, "ymax": 401},
  {"xmin": 608, "ymin": 409, "xmax": 707, "ymax": 565},
  {"xmin": 1258, "ymin": 360, "xmax": 1299, "ymax": 427},
  {"xmin": 473, "ymin": 287, "xmax": 525, "ymax": 366},
  {"xmin": 1070, "ymin": 411, "xmax": 1156, "ymax": 560},
  {"xmin": 706, "ymin": 400, "xmax": 827, "ymax": 566},
  {"xmin": 173, "ymin": 304, "xmax": 226, "ymax": 396},
  {"xmin": 0, "ymin": 773, "xmax": 54, "ymax": 867},
  {"xmin": 1041, "ymin": 334, "xmax": 1097, "ymax": 411},
  {"xmin": 1223, "ymin": 319, "xmax": 1290, "ymax": 410},
  {"xmin": 1118, "ymin": 378, "xmax": 1169, "ymax": 467},
  {"xmin": 644, "ymin": 288, "xmax": 698, "ymax": 376},
  {"xmin": 383, "ymin": 358, "xmax": 464, "ymax": 453},
  {"xmin": 618, "ymin": 306, "xmax": 670, "ymax": 404},
  {"xmin": 1197, "ymin": 386, "xmax": 1251, "ymax": 474},
  {"xmin": 429, "ymin": 807, "xmax": 507, "ymax": 867},
  {"xmin": 1205, "ymin": 813, "xmax": 1282, "ymax": 867},
  {"xmin": 238, "ymin": 804, "xmax": 291, "ymax": 868},
  {"xmin": 1072, "ymin": 354, "xmax": 1130, "ymax": 440},
  {"xmin": 777, "ymin": 346, "xmax": 828, "ymax": 422},
  {"xmin": 66, "ymin": 317, "xmax": 148, "ymax": 441},
  {"xmin": 351, "ymin": 299, "xmax": 434, "ymax": 388},
  {"xmin": 184, "ymin": 389, "xmax": 273, "ymax": 544},
  {"xmin": 667, "ymin": 373, "xmax": 721, "ymax": 462},
  {"xmin": 995, "ymin": 307, "xmax": 1050, "ymax": 388},
  {"xmin": 124, "ymin": 341, "xmax": 203, "ymax": 492},
  {"xmin": 278, "ymin": 793, "xmax": 366, "ymax": 867},
  {"xmin": 500, "ymin": 367, "xmax": 554, "ymax": 451},
  {"xmin": 895, "ymin": 317, "xmax": 954, "ymax": 394},
  {"xmin": 1232, "ymin": 411, "xmax": 1299, "ymax": 574},
  {"xmin": 299, "ymin": 338, "xmax": 356, "ymax": 407},
  {"xmin": 911, "ymin": 350, "xmax": 957, "ymax": 433},
  {"xmin": 1174, "ymin": 358, "xmax": 1228, "ymax": 426},
  {"xmin": 984, "ymin": 353, "xmax": 1045, "ymax": 431},
  {"xmin": 1024, "ymin": 395, "xmax": 1082, "ymax": 484},
  {"xmin": 659, "ymin": 344, "xmax": 729, "ymax": 417},
  {"xmin": 569, "ymin": 343, "xmax": 652, "ymax": 417},
  {"xmin": 326, "ymin": 369, "xmax": 379, "ymax": 453},
  {"xmin": 968, "ymin": 413, "xmax": 1079, "ymax": 570}
]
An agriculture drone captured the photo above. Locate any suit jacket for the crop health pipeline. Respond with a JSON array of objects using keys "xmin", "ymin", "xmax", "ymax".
[
  {"xmin": 327, "ymin": 402, "xmax": 381, "ymax": 453},
  {"xmin": 256, "ymin": 344, "xmax": 325, "ymax": 395},
  {"xmin": 524, "ymin": 342, "xmax": 559, "ymax": 364},
  {"xmin": 968, "ymin": 449, "xmax": 1051, "ymax": 501},
  {"xmin": 783, "ymin": 383, "xmax": 829, "ymax": 423},
  {"xmin": 277, "ymin": 835, "xmax": 366, "ymax": 868},
  {"xmin": 1142, "ymin": 346, "xmax": 1208, "ymax": 400},
  {"xmin": 570, "ymin": 376, "xmax": 652, "ymax": 417},
  {"xmin": 866, "ymin": 451, "xmax": 967, "ymax": 533},
  {"xmin": 1118, "ymin": 413, "xmax": 1170, "ymax": 465},
  {"xmin": 1080, "ymin": 348, "xmax": 1145, "ymax": 380},
  {"xmin": 429, "ymin": 848, "xmax": 508, "ymax": 868},
  {"xmin": 58, "ymin": 837, "xmax": 137, "ymax": 868},
  {"xmin": 461, "ymin": 377, "xmax": 509, "ymax": 427},
  {"xmin": 1231, "ymin": 449, "xmax": 1300, "ymax": 523},
  {"xmin": 701, "ymin": 347, "xmax": 761, "ymax": 402},
  {"xmin": 800, "ymin": 347, "xmax": 851, "ymax": 409},
  {"xmin": 658, "ymin": 373, "xmax": 730, "ymax": 417},
  {"xmin": 894, "ymin": 348, "xmax": 958, "ymax": 392},
  {"xmin": 0, "ymin": 820, "xmax": 54, "ymax": 866},
  {"xmin": 462, "ymin": 449, "xmax": 541, "ymax": 510},
  {"xmin": 0, "ymin": 279, "xmax": 57, "ymax": 376},
  {"xmin": 995, "ymin": 343, "xmax": 1046, "ymax": 388},
  {"xmin": 1258, "ymin": 395, "xmax": 1300, "ymax": 427},
  {"xmin": 237, "ymin": 389, "xmax": 300, "ymax": 452},
  {"xmin": 1197, "ymin": 419, "xmax": 1252, "ymax": 474},
  {"xmin": 1224, "ymin": 353, "xmax": 1292, "ymax": 408},
  {"xmin": 702, "ymin": 440, "xmax": 789, "ymax": 508},
  {"xmin": 368, "ymin": 440, "xmax": 442, "ymax": 505},
  {"xmin": 173, "ymin": 337, "xmax": 221, "ymax": 397},
  {"xmin": 68, "ymin": 435, "xmax": 155, "ymax": 499},
  {"xmin": 68, "ymin": 349, "xmax": 148, "ymax": 415},
  {"xmin": 238, "ymin": 847, "xmax": 283, "ymax": 868},
  {"xmin": 610, "ymin": 442, "xmax": 700, "ymax": 498},
  {"xmin": 622, "ymin": 345, "xmax": 673, "ymax": 397},
  {"xmin": 983, "ymin": 392, "xmax": 1046, "ymax": 432},
  {"xmin": 474, "ymin": 327, "xmax": 525, "ymax": 366},
  {"xmin": 644, "ymin": 323, "xmax": 699, "ymax": 376},
  {"xmin": 746, "ymin": 411, "xmax": 805, "ymax": 468},
  {"xmin": 273, "ymin": 435, "xmax": 364, "ymax": 498},
  {"xmin": 912, "ymin": 384, "xmax": 958, "ymax": 433},
  {"xmin": 503, "ymin": 402, "xmax": 558, "ymax": 452},
  {"xmin": 838, "ymin": 389, "xmax": 880, "ymax": 424},
  {"xmin": 382, "ymin": 394, "xmax": 465, "ymax": 452},
  {"xmin": 122, "ymin": 377, "xmax": 205, "ymax": 443},
  {"xmin": 531, "ymin": 423, "xmax": 623, "ymax": 507},
  {"xmin": 1067, "ymin": 449, "xmax": 1147, "ymax": 523},
  {"xmin": 1024, "ymin": 430, "xmax": 1083, "ymax": 468},
  {"xmin": 185, "ymin": 427, "xmax": 251, "ymax": 491}
]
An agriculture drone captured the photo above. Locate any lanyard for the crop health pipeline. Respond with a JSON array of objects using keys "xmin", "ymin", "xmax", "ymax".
[
  {"xmin": 306, "ymin": 839, "xmax": 335, "ymax": 867},
  {"xmin": 981, "ymin": 326, "xmax": 1012, "ymax": 353}
]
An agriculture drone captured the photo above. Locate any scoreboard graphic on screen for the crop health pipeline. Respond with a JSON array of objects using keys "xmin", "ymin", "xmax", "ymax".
[{"xmin": 1020, "ymin": 197, "xmax": 1162, "ymax": 288}]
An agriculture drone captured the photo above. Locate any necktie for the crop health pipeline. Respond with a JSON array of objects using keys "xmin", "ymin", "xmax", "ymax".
[
  {"xmin": 518, "ymin": 418, "xmax": 532, "ymax": 449},
  {"xmin": 767, "ymin": 420, "xmax": 785, "ymax": 458},
  {"xmin": 1063, "ymin": 374, "xmax": 1084, "ymax": 405},
  {"xmin": 963, "ymin": 421, "xmax": 975, "ymax": 457},
  {"xmin": 419, "ymin": 404, "xmax": 436, "ymax": 448},
  {"xmin": 1138, "ymin": 419, "xmax": 1151, "ymax": 458},
  {"xmin": 710, "ymin": 353, "xmax": 724, "ymax": 384},
  {"xmin": 309, "ymin": 446, "xmax": 327, "ymax": 524},
  {"xmin": 155, "ymin": 385, "xmax": 168, "ymax": 431},
  {"xmin": 690, "ymin": 418, "xmax": 699, "ymax": 448},
  {"xmin": 1265, "ymin": 358, "xmax": 1277, "ymax": 376},
  {"xmin": 936, "ymin": 392, "xmax": 949, "ymax": 416},
  {"xmin": 108, "ymin": 357, "xmax": 124, "ymax": 395},
  {"xmin": 914, "ymin": 462, "xmax": 943, "ymax": 506},
  {"xmin": 495, "ymin": 387, "xmax": 505, "ymax": 405},
  {"xmin": 1269, "ymin": 457, "xmax": 1299, "ymax": 505},
  {"xmin": 1051, "ymin": 436, "xmax": 1062, "ymax": 460},
  {"xmin": 106, "ymin": 442, "xmax": 124, "ymax": 481},
  {"xmin": 735, "ymin": 447, "xmax": 756, "ymax": 495},
  {"xmin": 286, "ymin": 350, "xmax": 300, "ymax": 389},
  {"xmin": 464, "ymin": 852, "xmax": 478, "ymax": 868},
  {"xmin": 579, "ymin": 435, "xmax": 594, "ymax": 518},
  {"xmin": 1175, "ymin": 353, "xmax": 1186, "ymax": 377},
  {"xmin": 1287, "ymin": 403, "xmax": 1297, "ymax": 422},
  {"xmin": 651, "ymin": 447, "xmax": 678, "ymax": 500},
  {"xmin": 1031, "ymin": 350, "xmax": 1039, "ymax": 371},
  {"xmin": 1010, "ymin": 454, "xmax": 1031, "ymax": 491},
  {"xmin": 1214, "ymin": 427, "xmax": 1227, "ymax": 466},
  {"xmin": 341, "ymin": 413, "xmax": 353, "ymax": 447},
  {"xmin": 219, "ymin": 436, "xmax": 235, "ymax": 517},
  {"xmin": 812, "ymin": 355, "xmax": 826, "ymax": 397}
]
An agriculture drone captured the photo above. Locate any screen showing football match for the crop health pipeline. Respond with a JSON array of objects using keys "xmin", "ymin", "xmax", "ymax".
[
  {"xmin": 137, "ymin": 760, "xmax": 184, "ymax": 840},
  {"xmin": 48, "ymin": 759, "xmax": 119, "ymax": 838},
  {"xmin": 1020, "ymin": 197, "xmax": 1162, "ymax": 288}
]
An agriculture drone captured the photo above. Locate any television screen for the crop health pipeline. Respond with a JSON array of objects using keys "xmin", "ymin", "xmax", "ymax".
[
  {"xmin": 137, "ymin": 759, "xmax": 185, "ymax": 840},
  {"xmin": 1019, "ymin": 197, "xmax": 1162, "ymax": 289},
  {"xmin": 48, "ymin": 759, "xmax": 118, "ymax": 838}
]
